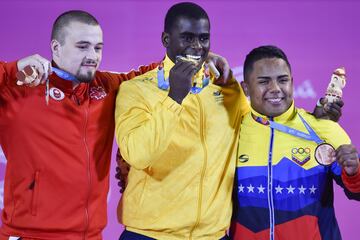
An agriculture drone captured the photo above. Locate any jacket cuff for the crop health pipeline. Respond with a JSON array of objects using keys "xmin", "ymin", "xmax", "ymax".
[
  {"xmin": 161, "ymin": 96, "xmax": 183, "ymax": 116},
  {"xmin": 342, "ymin": 167, "xmax": 360, "ymax": 193}
]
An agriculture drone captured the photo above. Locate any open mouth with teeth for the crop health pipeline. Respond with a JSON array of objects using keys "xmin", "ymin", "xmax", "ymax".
[
  {"xmin": 266, "ymin": 97, "xmax": 284, "ymax": 104},
  {"xmin": 176, "ymin": 54, "xmax": 202, "ymax": 65}
]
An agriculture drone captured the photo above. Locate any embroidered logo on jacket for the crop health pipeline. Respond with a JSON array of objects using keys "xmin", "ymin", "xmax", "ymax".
[
  {"xmin": 291, "ymin": 147, "xmax": 311, "ymax": 165},
  {"xmin": 49, "ymin": 87, "xmax": 65, "ymax": 101},
  {"xmin": 238, "ymin": 154, "xmax": 249, "ymax": 163},
  {"xmin": 90, "ymin": 86, "xmax": 107, "ymax": 100}
]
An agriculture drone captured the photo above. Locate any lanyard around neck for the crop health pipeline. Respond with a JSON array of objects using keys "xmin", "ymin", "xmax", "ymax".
[
  {"xmin": 253, "ymin": 113, "xmax": 324, "ymax": 144},
  {"xmin": 52, "ymin": 67, "xmax": 77, "ymax": 81}
]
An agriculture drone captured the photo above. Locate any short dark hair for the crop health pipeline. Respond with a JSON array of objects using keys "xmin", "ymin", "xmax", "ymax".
[
  {"xmin": 51, "ymin": 10, "xmax": 99, "ymax": 44},
  {"xmin": 164, "ymin": 2, "xmax": 210, "ymax": 32},
  {"xmin": 243, "ymin": 45, "xmax": 291, "ymax": 81}
]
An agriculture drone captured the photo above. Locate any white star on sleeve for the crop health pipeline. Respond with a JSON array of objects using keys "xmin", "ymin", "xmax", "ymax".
[{"xmin": 238, "ymin": 184, "xmax": 245, "ymax": 193}]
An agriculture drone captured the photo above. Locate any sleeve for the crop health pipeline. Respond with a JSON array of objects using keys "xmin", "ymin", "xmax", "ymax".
[
  {"xmin": 0, "ymin": 61, "xmax": 18, "ymax": 89},
  {"xmin": 114, "ymin": 80, "xmax": 183, "ymax": 170},
  {"xmin": 341, "ymin": 167, "xmax": 360, "ymax": 193},
  {"xmin": 102, "ymin": 62, "xmax": 159, "ymax": 88},
  {"xmin": 221, "ymin": 77, "xmax": 250, "ymax": 127}
]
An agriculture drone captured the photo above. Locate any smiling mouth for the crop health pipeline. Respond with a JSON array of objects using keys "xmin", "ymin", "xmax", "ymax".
[
  {"xmin": 176, "ymin": 54, "xmax": 202, "ymax": 64},
  {"xmin": 81, "ymin": 64, "xmax": 97, "ymax": 68},
  {"xmin": 266, "ymin": 97, "xmax": 284, "ymax": 104}
]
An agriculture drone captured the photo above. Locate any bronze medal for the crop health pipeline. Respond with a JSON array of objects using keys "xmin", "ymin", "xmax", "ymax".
[{"xmin": 315, "ymin": 143, "xmax": 335, "ymax": 166}]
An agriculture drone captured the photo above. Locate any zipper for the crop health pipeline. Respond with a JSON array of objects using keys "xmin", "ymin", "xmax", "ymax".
[
  {"xmin": 82, "ymin": 91, "xmax": 91, "ymax": 240},
  {"xmin": 267, "ymin": 117, "xmax": 275, "ymax": 240},
  {"xmin": 189, "ymin": 95, "xmax": 208, "ymax": 239}
]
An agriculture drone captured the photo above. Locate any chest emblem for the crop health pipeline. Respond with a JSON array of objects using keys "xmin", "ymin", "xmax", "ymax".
[
  {"xmin": 90, "ymin": 86, "xmax": 107, "ymax": 100},
  {"xmin": 291, "ymin": 147, "xmax": 311, "ymax": 165},
  {"xmin": 49, "ymin": 87, "xmax": 65, "ymax": 101}
]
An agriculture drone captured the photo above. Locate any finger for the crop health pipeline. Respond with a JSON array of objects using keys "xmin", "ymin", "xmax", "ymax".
[
  {"xmin": 334, "ymin": 99, "xmax": 344, "ymax": 108},
  {"xmin": 35, "ymin": 59, "xmax": 47, "ymax": 83},
  {"xmin": 30, "ymin": 78, "xmax": 41, "ymax": 87},
  {"xmin": 16, "ymin": 80, "xmax": 24, "ymax": 86},
  {"xmin": 319, "ymin": 97, "xmax": 328, "ymax": 105},
  {"xmin": 325, "ymin": 107, "xmax": 341, "ymax": 120}
]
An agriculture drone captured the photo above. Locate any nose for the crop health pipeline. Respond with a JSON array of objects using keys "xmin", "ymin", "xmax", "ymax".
[
  {"xmin": 191, "ymin": 38, "xmax": 202, "ymax": 50},
  {"xmin": 86, "ymin": 47, "xmax": 99, "ymax": 60},
  {"xmin": 269, "ymin": 80, "xmax": 281, "ymax": 93}
]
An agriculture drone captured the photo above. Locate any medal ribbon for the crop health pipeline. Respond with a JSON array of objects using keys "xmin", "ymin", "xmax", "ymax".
[
  {"xmin": 52, "ymin": 67, "xmax": 77, "ymax": 81},
  {"xmin": 253, "ymin": 113, "xmax": 324, "ymax": 144}
]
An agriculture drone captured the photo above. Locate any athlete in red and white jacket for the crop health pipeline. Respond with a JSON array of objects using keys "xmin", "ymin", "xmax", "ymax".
[{"xmin": 0, "ymin": 10, "xmax": 157, "ymax": 240}]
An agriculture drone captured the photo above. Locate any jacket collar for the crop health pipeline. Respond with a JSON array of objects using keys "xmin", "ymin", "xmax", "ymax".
[{"xmin": 251, "ymin": 101, "xmax": 297, "ymax": 123}]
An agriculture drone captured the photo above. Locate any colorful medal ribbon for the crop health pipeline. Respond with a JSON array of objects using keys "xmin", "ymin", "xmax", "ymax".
[
  {"xmin": 157, "ymin": 63, "xmax": 210, "ymax": 94},
  {"xmin": 252, "ymin": 113, "xmax": 324, "ymax": 144}
]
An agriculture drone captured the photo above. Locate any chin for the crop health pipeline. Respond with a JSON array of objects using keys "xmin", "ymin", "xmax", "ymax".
[{"xmin": 77, "ymin": 72, "xmax": 95, "ymax": 83}]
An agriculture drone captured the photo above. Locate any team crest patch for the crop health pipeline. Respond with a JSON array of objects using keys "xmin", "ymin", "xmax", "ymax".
[
  {"xmin": 49, "ymin": 87, "xmax": 65, "ymax": 101},
  {"xmin": 291, "ymin": 147, "xmax": 311, "ymax": 165},
  {"xmin": 90, "ymin": 86, "xmax": 107, "ymax": 100}
]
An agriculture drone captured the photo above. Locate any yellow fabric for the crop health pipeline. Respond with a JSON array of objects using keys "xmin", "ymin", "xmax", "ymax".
[
  {"xmin": 115, "ymin": 56, "xmax": 249, "ymax": 240},
  {"xmin": 237, "ymin": 103, "xmax": 351, "ymax": 169}
]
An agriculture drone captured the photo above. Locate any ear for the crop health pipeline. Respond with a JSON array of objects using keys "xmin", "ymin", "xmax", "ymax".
[
  {"xmin": 161, "ymin": 32, "xmax": 170, "ymax": 48},
  {"xmin": 240, "ymin": 81, "xmax": 250, "ymax": 97},
  {"xmin": 51, "ymin": 39, "xmax": 60, "ymax": 57}
]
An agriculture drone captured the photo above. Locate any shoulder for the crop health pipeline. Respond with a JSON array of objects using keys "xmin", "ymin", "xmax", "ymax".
[{"xmin": 297, "ymin": 108, "xmax": 351, "ymax": 147}]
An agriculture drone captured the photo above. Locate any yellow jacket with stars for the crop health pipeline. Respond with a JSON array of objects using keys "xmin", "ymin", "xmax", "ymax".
[{"xmin": 115, "ymin": 55, "xmax": 249, "ymax": 240}]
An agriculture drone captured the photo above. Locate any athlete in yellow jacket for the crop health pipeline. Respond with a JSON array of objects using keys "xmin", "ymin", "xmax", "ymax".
[{"xmin": 114, "ymin": 3, "xmax": 249, "ymax": 239}]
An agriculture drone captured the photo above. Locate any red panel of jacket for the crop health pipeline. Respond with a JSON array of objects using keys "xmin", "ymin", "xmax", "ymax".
[{"xmin": 0, "ymin": 61, "xmax": 158, "ymax": 240}]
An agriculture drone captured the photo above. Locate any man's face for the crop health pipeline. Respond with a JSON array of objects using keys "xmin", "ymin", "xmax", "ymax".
[
  {"xmin": 163, "ymin": 16, "xmax": 210, "ymax": 68},
  {"xmin": 52, "ymin": 21, "xmax": 103, "ymax": 83},
  {"xmin": 243, "ymin": 58, "xmax": 294, "ymax": 117}
]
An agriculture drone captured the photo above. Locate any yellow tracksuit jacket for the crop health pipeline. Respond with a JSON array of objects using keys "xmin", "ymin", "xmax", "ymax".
[{"xmin": 115, "ymin": 55, "xmax": 249, "ymax": 240}]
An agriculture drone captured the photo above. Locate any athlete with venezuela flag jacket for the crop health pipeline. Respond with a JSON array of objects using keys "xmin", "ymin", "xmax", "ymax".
[{"xmin": 231, "ymin": 45, "xmax": 360, "ymax": 240}]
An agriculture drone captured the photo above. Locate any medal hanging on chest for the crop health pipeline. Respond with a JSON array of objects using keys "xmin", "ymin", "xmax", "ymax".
[
  {"xmin": 157, "ymin": 62, "xmax": 210, "ymax": 94},
  {"xmin": 253, "ymin": 113, "xmax": 336, "ymax": 166}
]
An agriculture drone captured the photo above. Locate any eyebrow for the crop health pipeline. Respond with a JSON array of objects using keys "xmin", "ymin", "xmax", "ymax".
[
  {"xmin": 75, "ymin": 41, "xmax": 104, "ymax": 46},
  {"xmin": 180, "ymin": 32, "xmax": 209, "ymax": 36},
  {"xmin": 257, "ymin": 74, "xmax": 289, "ymax": 79}
]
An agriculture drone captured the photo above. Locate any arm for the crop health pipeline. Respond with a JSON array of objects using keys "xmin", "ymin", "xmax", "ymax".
[
  {"xmin": 335, "ymin": 144, "xmax": 360, "ymax": 193},
  {"xmin": 1, "ymin": 54, "xmax": 52, "ymax": 89},
  {"xmin": 325, "ymin": 124, "xmax": 360, "ymax": 197},
  {"xmin": 115, "ymin": 81, "xmax": 182, "ymax": 170},
  {"xmin": 103, "ymin": 62, "xmax": 159, "ymax": 87}
]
